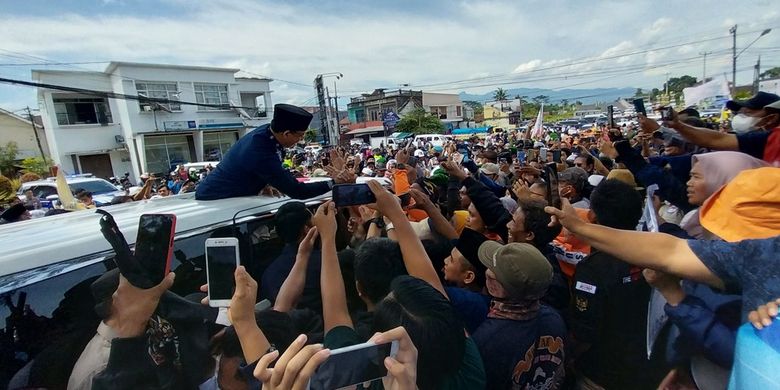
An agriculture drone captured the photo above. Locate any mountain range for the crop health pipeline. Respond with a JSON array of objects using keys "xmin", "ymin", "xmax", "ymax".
[{"xmin": 458, "ymin": 87, "xmax": 637, "ymax": 105}]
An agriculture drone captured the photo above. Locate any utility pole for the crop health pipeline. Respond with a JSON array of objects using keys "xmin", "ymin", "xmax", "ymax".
[
  {"xmin": 699, "ymin": 51, "xmax": 712, "ymax": 83},
  {"xmin": 333, "ymin": 80, "xmax": 340, "ymax": 138},
  {"xmin": 731, "ymin": 24, "xmax": 738, "ymax": 97},
  {"xmin": 26, "ymin": 107, "xmax": 47, "ymax": 161},
  {"xmin": 754, "ymin": 56, "xmax": 762, "ymax": 95},
  {"xmin": 664, "ymin": 73, "xmax": 670, "ymax": 96}
]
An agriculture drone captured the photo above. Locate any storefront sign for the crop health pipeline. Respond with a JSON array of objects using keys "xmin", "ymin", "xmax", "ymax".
[
  {"xmin": 198, "ymin": 119, "xmax": 244, "ymax": 129},
  {"xmin": 163, "ymin": 120, "xmax": 197, "ymax": 131}
]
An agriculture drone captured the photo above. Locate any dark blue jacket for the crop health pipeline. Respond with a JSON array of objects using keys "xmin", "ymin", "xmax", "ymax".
[{"xmin": 195, "ymin": 125, "xmax": 331, "ymax": 200}]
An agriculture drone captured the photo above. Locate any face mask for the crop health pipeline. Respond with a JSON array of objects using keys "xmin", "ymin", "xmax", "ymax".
[{"xmin": 731, "ymin": 114, "xmax": 760, "ymax": 134}]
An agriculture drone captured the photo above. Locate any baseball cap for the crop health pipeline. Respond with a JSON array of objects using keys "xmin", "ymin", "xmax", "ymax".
[
  {"xmin": 479, "ymin": 163, "xmax": 500, "ymax": 176},
  {"xmin": 606, "ymin": 169, "xmax": 643, "ymax": 190},
  {"xmin": 414, "ymin": 149, "xmax": 425, "ymax": 158},
  {"xmin": 726, "ymin": 91, "xmax": 780, "ymax": 112},
  {"xmin": 699, "ymin": 167, "xmax": 780, "ymax": 242},
  {"xmin": 477, "ymin": 241, "xmax": 552, "ymax": 299},
  {"xmin": 766, "ymin": 99, "xmax": 780, "ymax": 110}
]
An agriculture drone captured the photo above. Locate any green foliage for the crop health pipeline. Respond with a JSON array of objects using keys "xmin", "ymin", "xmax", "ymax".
[
  {"xmin": 0, "ymin": 142, "xmax": 19, "ymax": 177},
  {"xmin": 463, "ymin": 100, "xmax": 483, "ymax": 115},
  {"xmin": 395, "ymin": 108, "xmax": 445, "ymax": 134},
  {"xmin": 20, "ymin": 172, "xmax": 41, "ymax": 183},
  {"xmin": 663, "ymin": 75, "xmax": 698, "ymax": 96},
  {"xmin": 304, "ymin": 128, "xmax": 319, "ymax": 143},
  {"xmin": 20, "ymin": 157, "xmax": 52, "ymax": 177},
  {"xmin": 634, "ymin": 88, "xmax": 644, "ymax": 97},
  {"xmin": 0, "ymin": 175, "xmax": 18, "ymax": 203},
  {"xmin": 532, "ymin": 95, "xmax": 550, "ymax": 105},
  {"xmin": 493, "ymin": 88, "xmax": 508, "ymax": 101},
  {"xmin": 760, "ymin": 66, "xmax": 780, "ymax": 80}
]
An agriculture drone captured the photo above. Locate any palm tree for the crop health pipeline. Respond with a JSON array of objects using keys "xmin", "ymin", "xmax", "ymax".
[{"xmin": 493, "ymin": 87, "xmax": 508, "ymax": 102}]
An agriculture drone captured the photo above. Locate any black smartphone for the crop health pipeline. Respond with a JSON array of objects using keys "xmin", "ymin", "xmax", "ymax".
[
  {"xmin": 545, "ymin": 163, "xmax": 562, "ymax": 209},
  {"xmin": 607, "ymin": 105, "xmax": 615, "ymax": 128},
  {"xmin": 308, "ymin": 341, "xmax": 398, "ymax": 390},
  {"xmin": 332, "ymin": 183, "xmax": 377, "ymax": 207},
  {"xmin": 552, "ymin": 149, "xmax": 562, "ymax": 163},
  {"xmin": 134, "ymin": 214, "xmax": 177, "ymax": 285},
  {"xmin": 633, "ymin": 98, "xmax": 647, "ymax": 116},
  {"xmin": 97, "ymin": 209, "xmax": 152, "ymax": 288}
]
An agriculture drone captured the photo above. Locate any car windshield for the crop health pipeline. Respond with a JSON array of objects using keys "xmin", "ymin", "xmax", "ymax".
[{"xmin": 67, "ymin": 180, "xmax": 118, "ymax": 194}]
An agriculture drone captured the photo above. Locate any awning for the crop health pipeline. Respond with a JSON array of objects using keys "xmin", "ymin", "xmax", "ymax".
[
  {"xmin": 346, "ymin": 125, "xmax": 385, "ymax": 136},
  {"xmin": 451, "ymin": 127, "xmax": 489, "ymax": 135}
]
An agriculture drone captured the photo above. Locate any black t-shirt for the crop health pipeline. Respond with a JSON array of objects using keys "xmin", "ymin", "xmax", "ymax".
[{"xmin": 571, "ymin": 250, "xmax": 664, "ymax": 389}]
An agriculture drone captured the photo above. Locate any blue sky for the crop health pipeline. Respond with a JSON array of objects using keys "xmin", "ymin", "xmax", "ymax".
[{"xmin": 0, "ymin": 0, "xmax": 779, "ymax": 112}]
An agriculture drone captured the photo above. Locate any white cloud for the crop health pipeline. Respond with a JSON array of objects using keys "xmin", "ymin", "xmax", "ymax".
[{"xmin": 0, "ymin": 0, "xmax": 778, "ymax": 108}]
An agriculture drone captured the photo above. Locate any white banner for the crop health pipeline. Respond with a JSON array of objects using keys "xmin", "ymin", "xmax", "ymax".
[
  {"xmin": 531, "ymin": 104, "xmax": 545, "ymax": 140},
  {"xmin": 683, "ymin": 76, "xmax": 731, "ymax": 109},
  {"xmin": 643, "ymin": 184, "xmax": 668, "ymax": 359}
]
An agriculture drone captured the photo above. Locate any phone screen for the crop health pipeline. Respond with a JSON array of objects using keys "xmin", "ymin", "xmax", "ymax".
[
  {"xmin": 135, "ymin": 214, "xmax": 175, "ymax": 284},
  {"xmin": 661, "ymin": 107, "xmax": 673, "ymax": 121},
  {"xmin": 516, "ymin": 150, "xmax": 527, "ymax": 164},
  {"xmin": 452, "ymin": 152, "xmax": 465, "ymax": 164},
  {"xmin": 206, "ymin": 245, "xmax": 238, "ymax": 301},
  {"xmin": 545, "ymin": 163, "xmax": 562, "ymax": 209},
  {"xmin": 308, "ymin": 342, "xmax": 394, "ymax": 390},
  {"xmin": 633, "ymin": 98, "xmax": 647, "ymax": 116},
  {"xmin": 607, "ymin": 105, "xmax": 615, "ymax": 128},
  {"xmin": 552, "ymin": 149, "xmax": 561, "ymax": 163},
  {"xmin": 333, "ymin": 184, "xmax": 377, "ymax": 207},
  {"xmin": 539, "ymin": 148, "xmax": 548, "ymax": 161}
]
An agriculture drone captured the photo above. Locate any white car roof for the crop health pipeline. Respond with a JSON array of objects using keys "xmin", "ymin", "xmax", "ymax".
[
  {"xmin": 21, "ymin": 177, "xmax": 109, "ymax": 186},
  {"xmin": 0, "ymin": 191, "xmax": 331, "ymax": 281}
]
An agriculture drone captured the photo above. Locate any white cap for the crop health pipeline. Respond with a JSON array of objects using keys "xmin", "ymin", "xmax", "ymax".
[
  {"xmin": 588, "ymin": 174, "xmax": 605, "ymax": 187},
  {"xmin": 414, "ymin": 150, "xmax": 425, "ymax": 157},
  {"xmin": 479, "ymin": 163, "xmax": 500, "ymax": 175},
  {"xmin": 361, "ymin": 167, "xmax": 374, "ymax": 176}
]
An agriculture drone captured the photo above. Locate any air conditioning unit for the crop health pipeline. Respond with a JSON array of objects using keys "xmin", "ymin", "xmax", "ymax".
[
  {"xmin": 142, "ymin": 105, "xmax": 153, "ymax": 112},
  {"xmin": 115, "ymin": 135, "xmax": 125, "ymax": 143}
]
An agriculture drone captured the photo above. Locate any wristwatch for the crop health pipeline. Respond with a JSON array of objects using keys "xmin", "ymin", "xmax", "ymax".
[{"xmin": 370, "ymin": 218, "xmax": 385, "ymax": 229}]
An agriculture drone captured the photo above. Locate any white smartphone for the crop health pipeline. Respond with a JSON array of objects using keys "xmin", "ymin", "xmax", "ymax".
[
  {"xmin": 307, "ymin": 340, "xmax": 399, "ymax": 390},
  {"xmin": 205, "ymin": 237, "xmax": 240, "ymax": 307}
]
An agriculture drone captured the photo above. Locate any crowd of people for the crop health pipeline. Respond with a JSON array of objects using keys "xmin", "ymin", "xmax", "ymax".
[{"xmin": 4, "ymin": 94, "xmax": 780, "ymax": 389}]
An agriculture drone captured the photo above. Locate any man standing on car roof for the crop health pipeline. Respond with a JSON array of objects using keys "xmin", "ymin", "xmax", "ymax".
[{"xmin": 196, "ymin": 104, "xmax": 353, "ymax": 200}]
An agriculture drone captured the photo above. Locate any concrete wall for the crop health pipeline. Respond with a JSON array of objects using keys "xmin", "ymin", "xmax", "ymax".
[{"xmin": 0, "ymin": 112, "xmax": 49, "ymax": 160}]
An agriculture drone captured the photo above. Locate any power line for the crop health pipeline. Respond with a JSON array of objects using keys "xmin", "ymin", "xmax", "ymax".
[{"xmin": 0, "ymin": 76, "xmax": 259, "ymax": 110}]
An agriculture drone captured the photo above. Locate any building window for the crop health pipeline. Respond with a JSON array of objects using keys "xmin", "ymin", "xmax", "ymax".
[
  {"xmin": 194, "ymin": 83, "xmax": 230, "ymax": 110},
  {"xmin": 53, "ymin": 97, "xmax": 112, "ymax": 125},
  {"xmin": 430, "ymin": 106, "xmax": 448, "ymax": 119},
  {"xmin": 203, "ymin": 131, "xmax": 238, "ymax": 161},
  {"xmin": 136, "ymin": 82, "xmax": 181, "ymax": 111},
  {"xmin": 456, "ymin": 106, "xmax": 462, "ymax": 117},
  {"xmin": 144, "ymin": 134, "xmax": 194, "ymax": 174}
]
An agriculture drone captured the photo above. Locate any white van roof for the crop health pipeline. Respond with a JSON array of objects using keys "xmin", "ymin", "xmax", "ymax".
[{"xmin": 0, "ymin": 190, "xmax": 331, "ymax": 280}]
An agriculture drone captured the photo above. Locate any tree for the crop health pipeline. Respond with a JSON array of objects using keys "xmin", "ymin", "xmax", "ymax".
[
  {"xmin": 532, "ymin": 95, "xmax": 550, "ymax": 105},
  {"xmin": 634, "ymin": 88, "xmax": 644, "ymax": 97},
  {"xmin": 561, "ymin": 99, "xmax": 569, "ymax": 108},
  {"xmin": 663, "ymin": 75, "xmax": 698, "ymax": 96},
  {"xmin": 395, "ymin": 108, "xmax": 445, "ymax": 134},
  {"xmin": 0, "ymin": 142, "xmax": 19, "ymax": 177},
  {"xmin": 303, "ymin": 128, "xmax": 318, "ymax": 143},
  {"xmin": 463, "ymin": 100, "xmax": 483, "ymax": 115},
  {"xmin": 493, "ymin": 88, "xmax": 508, "ymax": 102},
  {"xmin": 20, "ymin": 157, "xmax": 52, "ymax": 177},
  {"xmin": 760, "ymin": 67, "xmax": 780, "ymax": 80},
  {"xmin": 575, "ymin": 100, "xmax": 583, "ymax": 106},
  {"xmin": 650, "ymin": 88, "xmax": 661, "ymax": 101}
]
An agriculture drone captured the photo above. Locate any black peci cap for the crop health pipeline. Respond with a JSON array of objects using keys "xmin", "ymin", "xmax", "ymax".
[{"xmin": 271, "ymin": 104, "xmax": 313, "ymax": 133}]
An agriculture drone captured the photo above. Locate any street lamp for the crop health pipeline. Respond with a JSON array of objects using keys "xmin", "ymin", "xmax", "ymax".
[{"xmin": 732, "ymin": 26, "xmax": 772, "ymax": 96}]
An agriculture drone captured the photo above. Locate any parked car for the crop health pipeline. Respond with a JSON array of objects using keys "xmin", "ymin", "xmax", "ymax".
[
  {"xmin": 17, "ymin": 175, "xmax": 126, "ymax": 207},
  {"xmin": 0, "ymin": 189, "xmax": 332, "ymax": 388},
  {"xmin": 413, "ymin": 134, "xmax": 451, "ymax": 148},
  {"xmin": 304, "ymin": 144, "xmax": 323, "ymax": 155}
]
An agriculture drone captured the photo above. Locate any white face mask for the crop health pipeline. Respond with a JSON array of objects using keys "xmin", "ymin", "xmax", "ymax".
[{"xmin": 731, "ymin": 114, "xmax": 760, "ymax": 134}]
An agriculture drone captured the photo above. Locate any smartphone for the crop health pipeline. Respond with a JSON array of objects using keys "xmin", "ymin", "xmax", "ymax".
[
  {"xmin": 332, "ymin": 183, "xmax": 377, "ymax": 207},
  {"xmin": 516, "ymin": 150, "xmax": 527, "ymax": 164},
  {"xmin": 545, "ymin": 163, "xmax": 562, "ymax": 209},
  {"xmin": 607, "ymin": 105, "xmax": 615, "ymax": 129},
  {"xmin": 499, "ymin": 157, "xmax": 508, "ymax": 165},
  {"xmin": 205, "ymin": 237, "xmax": 240, "ymax": 307},
  {"xmin": 134, "ymin": 214, "xmax": 176, "ymax": 285},
  {"xmin": 308, "ymin": 340, "xmax": 399, "ymax": 390},
  {"xmin": 526, "ymin": 149, "xmax": 538, "ymax": 162},
  {"xmin": 452, "ymin": 152, "xmax": 465, "ymax": 164},
  {"xmin": 660, "ymin": 107, "xmax": 674, "ymax": 121},
  {"xmin": 633, "ymin": 98, "xmax": 647, "ymax": 116},
  {"xmin": 539, "ymin": 147, "xmax": 548, "ymax": 161},
  {"xmin": 552, "ymin": 149, "xmax": 561, "ymax": 163}
]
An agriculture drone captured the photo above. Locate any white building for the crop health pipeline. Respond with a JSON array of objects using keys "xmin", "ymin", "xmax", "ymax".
[
  {"xmin": 33, "ymin": 62, "xmax": 272, "ymax": 181},
  {"xmin": 759, "ymin": 78, "xmax": 780, "ymax": 96}
]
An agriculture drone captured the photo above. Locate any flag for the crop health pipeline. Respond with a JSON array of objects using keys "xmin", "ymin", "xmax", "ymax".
[{"xmin": 531, "ymin": 104, "xmax": 544, "ymax": 140}]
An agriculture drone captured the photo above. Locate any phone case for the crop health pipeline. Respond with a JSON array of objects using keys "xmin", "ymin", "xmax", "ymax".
[{"xmin": 96, "ymin": 209, "xmax": 154, "ymax": 288}]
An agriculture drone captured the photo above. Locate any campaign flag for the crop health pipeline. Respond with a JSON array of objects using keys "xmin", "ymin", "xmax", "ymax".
[{"xmin": 531, "ymin": 104, "xmax": 544, "ymax": 139}]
